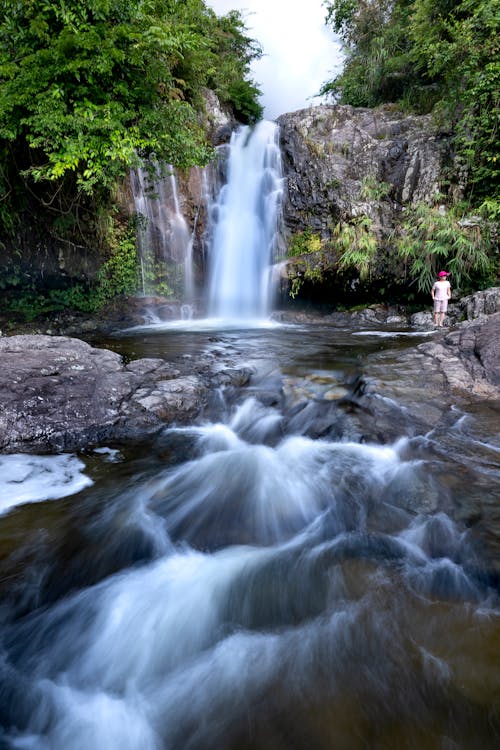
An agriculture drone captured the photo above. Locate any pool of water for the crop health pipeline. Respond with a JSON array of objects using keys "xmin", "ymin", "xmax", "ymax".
[{"xmin": 0, "ymin": 322, "xmax": 498, "ymax": 749}]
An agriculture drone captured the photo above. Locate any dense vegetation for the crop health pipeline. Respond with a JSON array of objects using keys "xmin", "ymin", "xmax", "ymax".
[
  {"xmin": 322, "ymin": 0, "xmax": 499, "ymax": 207},
  {"xmin": 290, "ymin": 0, "xmax": 498, "ymax": 298},
  {"xmin": 0, "ymin": 0, "xmax": 497, "ymax": 319},
  {"xmin": 0, "ymin": 0, "xmax": 262, "ymax": 317}
]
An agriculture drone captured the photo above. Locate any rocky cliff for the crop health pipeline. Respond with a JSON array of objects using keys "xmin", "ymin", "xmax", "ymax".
[
  {"xmin": 1, "ymin": 98, "xmax": 483, "ymax": 308},
  {"xmin": 274, "ymin": 104, "xmax": 460, "ymax": 302},
  {"xmin": 277, "ymin": 104, "xmax": 452, "ymax": 238}
]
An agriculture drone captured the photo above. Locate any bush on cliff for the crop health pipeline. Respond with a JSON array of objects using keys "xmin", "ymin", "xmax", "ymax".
[
  {"xmin": 322, "ymin": 0, "xmax": 499, "ymax": 204},
  {"xmin": 0, "ymin": 0, "xmax": 262, "ymax": 316}
]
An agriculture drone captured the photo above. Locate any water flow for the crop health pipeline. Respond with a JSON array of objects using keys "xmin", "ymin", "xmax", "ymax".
[
  {"xmin": 131, "ymin": 164, "xmax": 193, "ymax": 298},
  {"xmin": 207, "ymin": 121, "xmax": 283, "ymax": 320},
  {"xmin": 2, "ymin": 392, "xmax": 499, "ymax": 750}
]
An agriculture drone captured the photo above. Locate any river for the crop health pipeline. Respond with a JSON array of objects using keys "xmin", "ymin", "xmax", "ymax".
[{"xmin": 0, "ymin": 320, "xmax": 499, "ymax": 749}]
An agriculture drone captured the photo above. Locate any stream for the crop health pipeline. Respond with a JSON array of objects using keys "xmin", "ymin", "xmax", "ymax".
[{"xmin": 0, "ymin": 321, "xmax": 499, "ymax": 749}]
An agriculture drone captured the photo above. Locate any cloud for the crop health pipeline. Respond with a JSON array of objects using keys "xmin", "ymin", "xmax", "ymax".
[{"xmin": 207, "ymin": 0, "xmax": 343, "ymax": 119}]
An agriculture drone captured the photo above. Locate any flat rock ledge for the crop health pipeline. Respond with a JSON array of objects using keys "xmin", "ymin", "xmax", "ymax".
[
  {"xmin": 0, "ymin": 336, "xmax": 251, "ymax": 454},
  {"xmin": 417, "ymin": 313, "xmax": 500, "ymax": 400}
]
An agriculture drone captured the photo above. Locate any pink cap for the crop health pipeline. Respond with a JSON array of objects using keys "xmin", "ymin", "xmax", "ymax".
[{"xmin": 438, "ymin": 271, "xmax": 450, "ymax": 277}]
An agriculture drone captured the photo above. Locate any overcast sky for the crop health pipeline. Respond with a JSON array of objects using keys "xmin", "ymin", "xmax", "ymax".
[{"xmin": 207, "ymin": 0, "xmax": 344, "ymax": 120}]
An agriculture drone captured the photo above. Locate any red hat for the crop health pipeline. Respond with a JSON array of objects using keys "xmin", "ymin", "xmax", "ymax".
[{"xmin": 438, "ymin": 271, "xmax": 450, "ymax": 277}]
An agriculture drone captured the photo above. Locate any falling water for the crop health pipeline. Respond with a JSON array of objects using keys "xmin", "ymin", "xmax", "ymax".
[
  {"xmin": 131, "ymin": 164, "xmax": 193, "ymax": 298},
  {"xmin": 170, "ymin": 172, "xmax": 195, "ymax": 302},
  {"xmin": 207, "ymin": 120, "xmax": 284, "ymax": 321}
]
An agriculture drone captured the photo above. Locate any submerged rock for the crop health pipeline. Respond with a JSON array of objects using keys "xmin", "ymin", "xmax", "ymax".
[{"xmin": 0, "ymin": 307, "xmax": 497, "ymax": 455}]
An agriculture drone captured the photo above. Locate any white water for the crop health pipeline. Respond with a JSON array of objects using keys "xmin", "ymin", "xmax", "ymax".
[
  {"xmin": 129, "ymin": 121, "xmax": 284, "ymax": 323},
  {"xmin": 131, "ymin": 164, "xmax": 193, "ymax": 298},
  {"xmin": 207, "ymin": 121, "xmax": 284, "ymax": 320},
  {"xmin": 0, "ymin": 454, "xmax": 92, "ymax": 516},
  {"xmin": 3, "ymin": 394, "xmax": 498, "ymax": 749}
]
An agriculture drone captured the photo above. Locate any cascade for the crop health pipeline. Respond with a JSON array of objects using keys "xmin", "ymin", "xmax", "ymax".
[
  {"xmin": 130, "ymin": 164, "xmax": 193, "ymax": 298},
  {"xmin": 207, "ymin": 120, "xmax": 284, "ymax": 320},
  {"xmin": 130, "ymin": 121, "xmax": 284, "ymax": 322}
]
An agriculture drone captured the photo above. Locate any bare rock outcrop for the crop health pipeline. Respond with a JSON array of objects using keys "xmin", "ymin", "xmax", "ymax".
[
  {"xmin": 419, "ymin": 313, "xmax": 500, "ymax": 398},
  {"xmin": 277, "ymin": 104, "xmax": 451, "ymax": 239},
  {"xmin": 0, "ymin": 335, "xmax": 250, "ymax": 454}
]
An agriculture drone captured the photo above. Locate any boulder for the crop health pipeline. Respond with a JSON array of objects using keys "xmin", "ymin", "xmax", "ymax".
[
  {"xmin": 457, "ymin": 287, "xmax": 500, "ymax": 321},
  {"xmin": 0, "ymin": 335, "xmax": 250, "ymax": 454},
  {"xmin": 431, "ymin": 313, "xmax": 500, "ymax": 394},
  {"xmin": 277, "ymin": 104, "xmax": 450, "ymax": 238}
]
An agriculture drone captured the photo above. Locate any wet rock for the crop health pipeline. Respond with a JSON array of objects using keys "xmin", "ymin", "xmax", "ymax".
[
  {"xmin": 419, "ymin": 313, "xmax": 500, "ymax": 397},
  {"xmin": 324, "ymin": 312, "xmax": 500, "ymax": 447},
  {"xmin": 410, "ymin": 311, "xmax": 434, "ymax": 329},
  {"xmin": 200, "ymin": 87, "xmax": 236, "ymax": 144},
  {"xmin": 0, "ymin": 307, "xmax": 497, "ymax": 455}
]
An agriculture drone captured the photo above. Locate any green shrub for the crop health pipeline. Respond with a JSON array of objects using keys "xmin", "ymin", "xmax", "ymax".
[
  {"xmin": 288, "ymin": 229, "xmax": 323, "ymax": 258},
  {"xmin": 1, "ymin": 217, "xmax": 140, "ymax": 320},
  {"xmin": 396, "ymin": 202, "xmax": 495, "ymax": 292},
  {"xmin": 334, "ymin": 216, "xmax": 378, "ymax": 280}
]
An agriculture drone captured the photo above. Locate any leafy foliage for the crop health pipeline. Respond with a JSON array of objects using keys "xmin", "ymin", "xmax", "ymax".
[
  {"xmin": 0, "ymin": 0, "xmax": 263, "ymax": 311},
  {"xmin": 0, "ymin": 0, "xmax": 262, "ymax": 198},
  {"xmin": 2, "ymin": 216, "xmax": 139, "ymax": 319},
  {"xmin": 333, "ymin": 216, "xmax": 379, "ymax": 280},
  {"xmin": 286, "ymin": 217, "xmax": 380, "ymax": 298},
  {"xmin": 359, "ymin": 175, "xmax": 392, "ymax": 201},
  {"xmin": 0, "ymin": 0, "xmax": 264, "ymax": 301},
  {"xmin": 322, "ymin": 0, "xmax": 500, "ymax": 201},
  {"xmin": 396, "ymin": 201, "xmax": 495, "ymax": 292},
  {"xmin": 288, "ymin": 228, "xmax": 323, "ymax": 257},
  {"xmin": 286, "ymin": 230, "xmax": 327, "ymax": 298}
]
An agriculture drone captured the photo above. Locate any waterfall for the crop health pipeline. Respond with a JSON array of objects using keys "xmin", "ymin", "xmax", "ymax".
[
  {"xmin": 130, "ymin": 121, "xmax": 284, "ymax": 323},
  {"xmin": 131, "ymin": 164, "xmax": 193, "ymax": 299},
  {"xmin": 207, "ymin": 120, "xmax": 284, "ymax": 321}
]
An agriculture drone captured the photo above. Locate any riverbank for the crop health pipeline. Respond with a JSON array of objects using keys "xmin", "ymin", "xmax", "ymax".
[
  {"xmin": 0, "ymin": 298, "xmax": 498, "ymax": 456},
  {"xmin": 1, "ymin": 287, "xmax": 498, "ymax": 339}
]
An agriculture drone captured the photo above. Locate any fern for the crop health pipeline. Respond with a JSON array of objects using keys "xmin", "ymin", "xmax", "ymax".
[{"xmin": 396, "ymin": 202, "xmax": 495, "ymax": 292}]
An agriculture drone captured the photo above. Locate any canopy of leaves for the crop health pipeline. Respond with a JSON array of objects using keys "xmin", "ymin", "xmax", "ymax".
[
  {"xmin": 322, "ymin": 0, "xmax": 499, "ymax": 202},
  {"xmin": 0, "ymin": 0, "xmax": 263, "ymax": 202}
]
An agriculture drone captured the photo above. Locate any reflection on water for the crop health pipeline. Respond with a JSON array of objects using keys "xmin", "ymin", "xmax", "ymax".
[{"xmin": 0, "ymin": 324, "xmax": 499, "ymax": 749}]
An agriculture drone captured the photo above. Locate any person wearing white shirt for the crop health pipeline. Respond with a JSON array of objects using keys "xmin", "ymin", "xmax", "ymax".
[{"xmin": 431, "ymin": 271, "xmax": 452, "ymax": 327}]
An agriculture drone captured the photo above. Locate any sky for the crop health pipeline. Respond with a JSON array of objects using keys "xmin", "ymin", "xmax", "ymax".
[{"xmin": 207, "ymin": 0, "xmax": 344, "ymax": 120}]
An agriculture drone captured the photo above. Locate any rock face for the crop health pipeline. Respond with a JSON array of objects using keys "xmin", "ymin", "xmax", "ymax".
[
  {"xmin": 0, "ymin": 336, "xmax": 251, "ymax": 454},
  {"xmin": 420, "ymin": 312, "xmax": 500, "ymax": 397},
  {"xmin": 456, "ymin": 287, "xmax": 500, "ymax": 321},
  {"xmin": 277, "ymin": 104, "xmax": 451, "ymax": 238}
]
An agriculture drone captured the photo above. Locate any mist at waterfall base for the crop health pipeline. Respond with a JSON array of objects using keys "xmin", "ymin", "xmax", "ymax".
[{"xmin": 1, "ymin": 323, "xmax": 500, "ymax": 748}]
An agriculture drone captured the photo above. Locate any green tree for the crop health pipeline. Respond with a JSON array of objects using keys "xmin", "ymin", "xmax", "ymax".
[
  {"xmin": 321, "ymin": 0, "xmax": 425, "ymax": 108},
  {"xmin": 409, "ymin": 0, "xmax": 500, "ymax": 199},
  {"xmin": 0, "ymin": 0, "xmax": 262, "ymax": 199},
  {"xmin": 0, "ymin": 0, "xmax": 263, "ymax": 315},
  {"xmin": 322, "ymin": 0, "xmax": 500, "ymax": 201}
]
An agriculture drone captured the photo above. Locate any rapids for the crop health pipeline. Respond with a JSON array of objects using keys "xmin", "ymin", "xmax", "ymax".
[{"xmin": 0, "ymin": 323, "xmax": 499, "ymax": 750}]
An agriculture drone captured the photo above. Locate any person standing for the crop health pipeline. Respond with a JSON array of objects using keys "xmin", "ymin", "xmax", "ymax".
[{"xmin": 431, "ymin": 271, "xmax": 451, "ymax": 327}]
